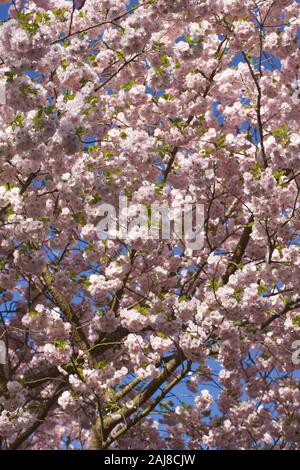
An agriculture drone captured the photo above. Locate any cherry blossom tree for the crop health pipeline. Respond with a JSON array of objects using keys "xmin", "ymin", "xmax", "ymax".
[{"xmin": 0, "ymin": 0, "xmax": 300, "ymax": 450}]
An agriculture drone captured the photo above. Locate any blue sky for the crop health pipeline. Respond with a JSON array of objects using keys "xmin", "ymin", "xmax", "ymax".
[{"xmin": 0, "ymin": 3, "xmax": 9, "ymax": 19}]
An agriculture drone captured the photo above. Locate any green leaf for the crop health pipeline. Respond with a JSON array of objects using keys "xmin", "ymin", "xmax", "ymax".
[
  {"xmin": 136, "ymin": 305, "xmax": 151, "ymax": 316},
  {"xmin": 257, "ymin": 283, "xmax": 268, "ymax": 295},
  {"xmin": 272, "ymin": 124, "xmax": 290, "ymax": 147},
  {"xmin": 250, "ymin": 161, "xmax": 262, "ymax": 179},
  {"xmin": 233, "ymin": 287, "xmax": 243, "ymax": 302},
  {"xmin": 81, "ymin": 278, "xmax": 92, "ymax": 287},
  {"xmin": 119, "ymin": 131, "xmax": 127, "ymax": 139},
  {"xmin": 160, "ymin": 93, "xmax": 175, "ymax": 101},
  {"xmin": 121, "ymin": 80, "xmax": 135, "ymax": 91},
  {"xmin": 160, "ymin": 54, "xmax": 170, "ymax": 66},
  {"xmin": 73, "ymin": 212, "xmax": 86, "ymax": 226},
  {"xmin": 103, "ymin": 150, "xmax": 113, "ymax": 159},
  {"xmin": 158, "ymin": 142, "xmax": 171, "ymax": 158},
  {"xmin": 87, "ymin": 54, "xmax": 97, "ymax": 62},
  {"xmin": 152, "ymin": 41, "xmax": 164, "ymax": 51},
  {"xmin": 28, "ymin": 310, "xmax": 40, "ymax": 318},
  {"xmin": 63, "ymin": 88, "xmax": 76, "ymax": 102},
  {"xmin": 53, "ymin": 8, "xmax": 68, "ymax": 22},
  {"xmin": 53, "ymin": 340, "xmax": 68, "ymax": 349},
  {"xmin": 292, "ymin": 314, "xmax": 300, "ymax": 328},
  {"xmin": 20, "ymin": 83, "xmax": 37, "ymax": 96},
  {"xmin": 16, "ymin": 11, "xmax": 39, "ymax": 35},
  {"xmin": 207, "ymin": 279, "xmax": 223, "ymax": 290},
  {"xmin": 96, "ymin": 360, "xmax": 108, "ymax": 370},
  {"xmin": 87, "ymin": 145, "xmax": 101, "ymax": 153},
  {"xmin": 45, "ymin": 104, "xmax": 56, "ymax": 115},
  {"xmin": 88, "ymin": 193, "xmax": 102, "ymax": 205},
  {"xmin": 32, "ymin": 106, "xmax": 44, "ymax": 126},
  {"xmin": 157, "ymin": 331, "xmax": 167, "ymax": 338},
  {"xmin": 61, "ymin": 58, "xmax": 69, "ymax": 70},
  {"xmin": 35, "ymin": 12, "xmax": 51, "ymax": 23},
  {"xmin": 172, "ymin": 117, "xmax": 187, "ymax": 129},
  {"xmin": 76, "ymin": 127, "xmax": 85, "ymax": 137},
  {"xmin": 4, "ymin": 71, "xmax": 16, "ymax": 83},
  {"xmin": 0, "ymin": 256, "xmax": 8, "ymax": 270},
  {"xmin": 11, "ymin": 114, "xmax": 24, "ymax": 129}
]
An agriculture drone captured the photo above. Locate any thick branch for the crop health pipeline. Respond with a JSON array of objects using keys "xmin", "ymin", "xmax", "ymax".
[
  {"xmin": 90, "ymin": 350, "xmax": 184, "ymax": 449},
  {"xmin": 9, "ymin": 384, "xmax": 64, "ymax": 450},
  {"xmin": 222, "ymin": 215, "xmax": 254, "ymax": 284},
  {"xmin": 242, "ymin": 52, "xmax": 268, "ymax": 169},
  {"xmin": 103, "ymin": 360, "xmax": 192, "ymax": 448},
  {"xmin": 42, "ymin": 268, "xmax": 94, "ymax": 367}
]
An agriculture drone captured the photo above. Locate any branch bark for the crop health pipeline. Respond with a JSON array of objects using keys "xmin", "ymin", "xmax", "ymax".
[{"xmin": 90, "ymin": 350, "xmax": 185, "ymax": 449}]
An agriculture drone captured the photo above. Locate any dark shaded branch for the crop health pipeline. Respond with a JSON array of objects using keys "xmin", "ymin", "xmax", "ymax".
[
  {"xmin": 242, "ymin": 52, "xmax": 268, "ymax": 169},
  {"xmin": 222, "ymin": 215, "xmax": 254, "ymax": 284},
  {"xmin": 90, "ymin": 350, "xmax": 185, "ymax": 449},
  {"xmin": 9, "ymin": 384, "xmax": 64, "ymax": 450},
  {"xmin": 42, "ymin": 268, "xmax": 94, "ymax": 367}
]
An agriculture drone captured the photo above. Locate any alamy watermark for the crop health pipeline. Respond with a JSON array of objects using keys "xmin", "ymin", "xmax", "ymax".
[
  {"xmin": 0, "ymin": 81, "xmax": 6, "ymax": 105},
  {"xmin": 0, "ymin": 340, "xmax": 6, "ymax": 364},
  {"xmin": 292, "ymin": 340, "xmax": 300, "ymax": 365},
  {"xmin": 95, "ymin": 196, "xmax": 204, "ymax": 251}
]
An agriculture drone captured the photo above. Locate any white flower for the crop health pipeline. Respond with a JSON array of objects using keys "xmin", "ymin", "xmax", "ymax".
[{"xmin": 175, "ymin": 41, "xmax": 190, "ymax": 53}]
